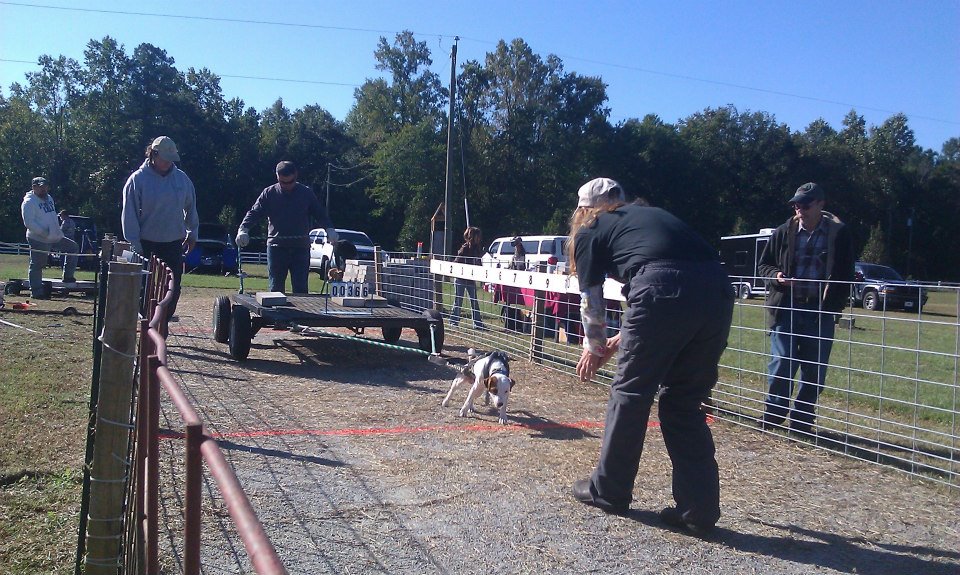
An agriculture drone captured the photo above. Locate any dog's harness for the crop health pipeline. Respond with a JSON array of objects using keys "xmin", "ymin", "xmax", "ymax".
[{"xmin": 478, "ymin": 351, "xmax": 510, "ymax": 379}]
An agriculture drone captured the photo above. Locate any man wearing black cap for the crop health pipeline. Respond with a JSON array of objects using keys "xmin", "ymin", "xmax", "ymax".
[
  {"xmin": 757, "ymin": 182, "xmax": 855, "ymax": 435},
  {"xmin": 236, "ymin": 161, "xmax": 336, "ymax": 293}
]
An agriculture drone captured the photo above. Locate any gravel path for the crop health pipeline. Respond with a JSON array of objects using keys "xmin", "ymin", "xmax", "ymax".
[{"xmin": 153, "ymin": 289, "xmax": 960, "ymax": 574}]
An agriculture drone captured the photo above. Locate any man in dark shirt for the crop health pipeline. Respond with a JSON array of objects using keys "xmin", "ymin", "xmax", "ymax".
[
  {"xmin": 236, "ymin": 161, "xmax": 336, "ymax": 293},
  {"xmin": 757, "ymin": 182, "xmax": 854, "ymax": 435}
]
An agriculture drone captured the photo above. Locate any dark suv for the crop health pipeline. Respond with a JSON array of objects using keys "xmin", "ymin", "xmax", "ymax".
[
  {"xmin": 184, "ymin": 223, "xmax": 238, "ymax": 274},
  {"xmin": 851, "ymin": 262, "xmax": 927, "ymax": 312}
]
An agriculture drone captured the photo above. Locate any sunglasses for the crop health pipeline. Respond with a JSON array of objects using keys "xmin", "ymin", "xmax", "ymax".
[
  {"xmin": 793, "ymin": 202, "xmax": 816, "ymax": 211},
  {"xmin": 277, "ymin": 177, "xmax": 296, "ymax": 187}
]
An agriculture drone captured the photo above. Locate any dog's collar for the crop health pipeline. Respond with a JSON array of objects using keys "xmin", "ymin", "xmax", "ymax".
[{"xmin": 490, "ymin": 366, "xmax": 508, "ymax": 375}]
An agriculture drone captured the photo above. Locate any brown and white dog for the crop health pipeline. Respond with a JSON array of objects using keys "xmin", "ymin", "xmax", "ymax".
[{"xmin": 442, "ymin": 350, "xmax": 515, "ymax": 424}]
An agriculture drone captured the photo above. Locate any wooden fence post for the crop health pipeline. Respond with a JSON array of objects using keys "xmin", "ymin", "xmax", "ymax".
[{"xmin": 84, "ymin": 261, "xmax": 142, "ymax": 574}]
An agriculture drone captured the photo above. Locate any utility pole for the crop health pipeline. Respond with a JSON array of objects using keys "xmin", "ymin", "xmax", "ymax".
[
  {"xmin": 443, "ymin": 37, "xmax": 459, "ymax": 256},
  {"xmin": 325, "ymin": 163, "xmax": 331, "ymax": 213}
]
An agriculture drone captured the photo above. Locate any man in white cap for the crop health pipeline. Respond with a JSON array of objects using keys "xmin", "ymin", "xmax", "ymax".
[
  {"xmin": 21, "ymin": 176, "xmax": 79, "ymax": 297},
  {"xmin": 567, "ymin": 177, "xmax": 734, "ymax": 535},
  {"xmin": 121, "ymin": 136, "xmax": 199, "ymax": 320}
]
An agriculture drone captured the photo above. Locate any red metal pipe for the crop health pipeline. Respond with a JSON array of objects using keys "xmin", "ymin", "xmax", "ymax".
[
  {"xmin": 200, "ymin": 440, "xmax": 288, "ymax": 575},
  {"xmin": 147, "ymin": 355, "xmax": 161, "ymax": 575},
  {"xmin": 156, "ymin": 368, "xmax": 287, "ymax": 574},
  {"xmin": 135, "ymin": 320, "xmax": 150, "ymax": 572},
  {"xmin": 184, "ymin": 424, "xmax": 203, "ymax": 575}
]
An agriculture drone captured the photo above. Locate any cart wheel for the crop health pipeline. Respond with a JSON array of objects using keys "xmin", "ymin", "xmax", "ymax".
[
  {"xmin": 228, "ymin": 305, "xmax": 252, "ymax": 361},
  {"xmin": 381, "ymin": 326, "xmax": 403, "ymax": 344},
  {"xmin": 212, "ymin": 296, "xmax": 231, "ymax": 343},
  {"xmin": 416, "ymin": 309, "xmax": 444, "ymax": 353}
]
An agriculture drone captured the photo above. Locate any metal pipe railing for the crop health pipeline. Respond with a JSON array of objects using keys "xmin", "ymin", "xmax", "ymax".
[{"xmin": 127, "ymin": 252, "xmax": 287, "ymax": 574}]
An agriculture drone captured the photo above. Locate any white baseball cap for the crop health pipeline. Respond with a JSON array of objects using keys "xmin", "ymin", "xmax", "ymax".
[{"xmin": 577, "ymin": 177, "xmax": 624, "ymax": 208}]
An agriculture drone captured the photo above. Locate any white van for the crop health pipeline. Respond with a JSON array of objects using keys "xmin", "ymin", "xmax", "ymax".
[{"xmin": 481, "ymin": 235, "xmax": 568, "ymax": 270}]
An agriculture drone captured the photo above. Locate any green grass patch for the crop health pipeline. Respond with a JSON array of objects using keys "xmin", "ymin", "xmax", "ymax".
[
  {"xmin": 719, "ymin": 295, "xmax": 960, "ymax": 428},
  {"xmin": 0, "ymin": 283, "xmax": 93, "ymax": 575}
]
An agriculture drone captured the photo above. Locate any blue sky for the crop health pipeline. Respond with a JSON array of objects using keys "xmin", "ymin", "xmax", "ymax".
[{"xmin": 1, "ymin": 0, "xmax": 957, "ymax": 152}]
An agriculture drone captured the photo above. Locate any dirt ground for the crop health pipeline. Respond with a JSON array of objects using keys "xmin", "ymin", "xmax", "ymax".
[{"xmin": 154, "ymin": 288, "xmax": 960, "ymax": 575}]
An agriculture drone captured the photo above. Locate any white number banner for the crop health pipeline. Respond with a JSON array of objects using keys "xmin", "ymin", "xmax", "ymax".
[{"xmin": 429, "ymin": 260, "xmax": 625, "ymax": 301}]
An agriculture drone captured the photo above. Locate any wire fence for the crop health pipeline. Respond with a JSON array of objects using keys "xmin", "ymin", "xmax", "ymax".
[{"xmin": 369, "ymin": 252, "xmax": 959, "ymax": 489}]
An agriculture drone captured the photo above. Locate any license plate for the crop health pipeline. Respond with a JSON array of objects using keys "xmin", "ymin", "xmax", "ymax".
[{"xmin": 330, "ymin": 281, "xmax": 369, "ymax": 298}]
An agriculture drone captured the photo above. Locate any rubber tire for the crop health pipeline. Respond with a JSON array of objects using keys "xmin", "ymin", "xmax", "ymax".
[
  {"xmin": 416, "ymin": 309, "xmax": 444, "ymax": 353},
  {"xmin": 862, "ymin": 290, "xmax": 878, "ymax": 311},
  {"xmin": 212, "ymin": 295, "xmax": 231, "ymax": 343},
  {"xmin": 382, "ymin": 326, "xmax": 403, "ymax": 344},
  {"xmin": 738, "ymin": 284, "xmax": 751, "ymax": 300},
  {"xmin": 228, "ymin": 305, "xmax": 252, "ymax": 361},
  {"xmin": 4, "ymin": 280, "xmax": 22, "ymax": 296}
]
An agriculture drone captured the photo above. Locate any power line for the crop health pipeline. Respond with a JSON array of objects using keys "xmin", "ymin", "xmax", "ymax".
[
  {"xmin": 2, "ymin": 1, "xmax": 956, "ymax": 128},
  {"xmin": 563, "ymin": 55, "xmax": 960, "ymax": 126},
  {"xmin": 0, "ymin": 1, "xmax": 445, "ymax": 36},
  {"xmin": 0, "ymin": 58, "xmax": 359, "ymax": 89},
  {"xmin": 219, "ymin": 74, "xmax": 357, "ymax": 88}
]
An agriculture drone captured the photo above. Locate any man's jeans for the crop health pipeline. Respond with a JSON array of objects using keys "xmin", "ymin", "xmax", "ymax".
[
  {"xmin": 27, "ymin": 237, "xmax": 78, "ymax": 296},
  {"xmin": 765, "ymin": 308, "xmax": 836, "ymax": 428},
  {"xmin": 267, "ymin": 245, "xmax": 310, "ymax": 293}
]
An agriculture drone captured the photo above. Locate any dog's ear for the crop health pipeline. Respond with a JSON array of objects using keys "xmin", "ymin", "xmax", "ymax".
[
  {"xmin": 484, "ymin": 376, "xmax": 498, "ymax": 393},
  {"xmin": 509, "ymin": 378, "xmax": 516, "ymax": 390}
]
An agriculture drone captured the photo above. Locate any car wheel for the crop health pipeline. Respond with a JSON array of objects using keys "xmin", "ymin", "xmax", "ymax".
[
  {"xmin": 738, "ymin": 284, "xmax": 751, "ymax": 300},
  {"xmin": 862, "ymin": 290, "xmax": 878, "ymax": 311},
  {"xmin": 228, "ymin": 305, "xmax": 252, "ymax": 361},
  {"xmin": 382, "ymin": 326, "xmax": 403, "ymax": 344},
  {"xmin": 212, "ymin": 296, "xmax": 231, "ymax": 343},
  {"xmin": 416, "ymin": 309, "xmax": 444, "ymax": 353}
]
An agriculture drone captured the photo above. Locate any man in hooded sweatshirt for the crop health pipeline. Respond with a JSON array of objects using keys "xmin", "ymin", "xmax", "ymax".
[
  {"xmin": 21, "ymin": 176, "xmax": 79, "ymax": 297},
  {"xmin": 121, "ymin": 136, "xmax": 199, "ymax": 320}
]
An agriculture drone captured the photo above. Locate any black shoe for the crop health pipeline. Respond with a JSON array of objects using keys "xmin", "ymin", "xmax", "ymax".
[
  {"xmin": 571, "ymin": 479, "xmax": 629, "ymax": 515},
  {"xmin": 659, "ymin": 507, "xmax": 715, "ymax": 536},
  {"xmin": 759, "ymin": 415, "xmax": 785, "ymax": 431}
]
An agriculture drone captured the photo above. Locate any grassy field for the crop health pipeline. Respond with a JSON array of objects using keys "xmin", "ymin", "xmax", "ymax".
[
  {"xmin": 719, "ymin": 291, "xmax": 960, "ymax": 428},
  {"xmin": 0, "ymin": 280, "xmax": 95, "ymax": 575}
]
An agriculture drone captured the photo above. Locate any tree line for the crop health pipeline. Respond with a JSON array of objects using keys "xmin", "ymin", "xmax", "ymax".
[{"xmin": 2, "ymin": 33, "xmax": 958, "ymax": 280}]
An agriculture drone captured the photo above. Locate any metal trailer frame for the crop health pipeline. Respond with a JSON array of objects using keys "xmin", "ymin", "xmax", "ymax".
[
  {"xmin": 212, "ymin": 292, "xmax": 444, "ymax": 361},
  {"xmin": 3, "ymin": 277, "xmax": 98, "ymax": 297}
]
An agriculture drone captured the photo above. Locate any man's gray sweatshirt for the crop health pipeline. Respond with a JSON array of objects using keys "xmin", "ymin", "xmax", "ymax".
[{"xmin": 121, "ymin": 159, "xmax": 199, "ymax": 254}]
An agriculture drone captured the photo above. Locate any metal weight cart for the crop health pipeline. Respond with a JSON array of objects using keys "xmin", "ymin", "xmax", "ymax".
[
  {"xmin": 210, "ymin": 241, "xmax": 444, "ymax": 361},
  {"xmin": 211, "ymin": 292, "xmax": 444, "ymax": 361}
]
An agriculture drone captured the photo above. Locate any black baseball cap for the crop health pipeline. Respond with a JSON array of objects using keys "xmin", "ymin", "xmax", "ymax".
[{"xmin": 789, "ymin": 182, "xmax": 824, "ymax": 204}]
